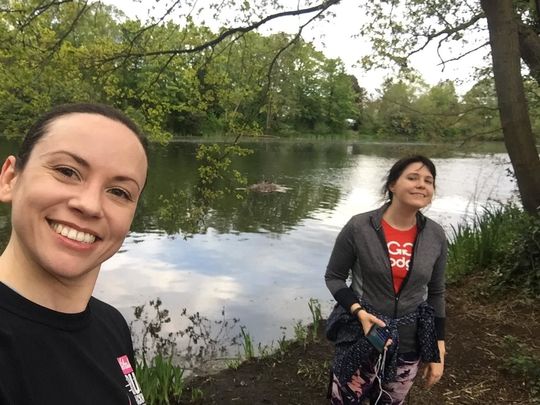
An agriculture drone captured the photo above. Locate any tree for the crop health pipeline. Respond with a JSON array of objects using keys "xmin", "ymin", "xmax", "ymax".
[
  {"xmin": 414, "ymin": 81, "xmax": 463, "ymax": 141},
  {"xmin": 459, "ymin": 79, "xmax": 501, "ymax": 141},
  {"xmin": 480, "ymin": 0, "xmax": 540, "ymax": 213},
  {"xmin": 357, "ymin": 0, "xmax": 540, "ymax": 213},
  {"xmin": 375, "ymin": 79, "xmax": 420, "ymax": 140},
  {"xmin": 1, "ymin": 0, "xmax": 539, "ymax": 212}
]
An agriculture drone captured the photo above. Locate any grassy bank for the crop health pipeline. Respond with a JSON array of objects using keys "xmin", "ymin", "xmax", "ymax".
[
  {"xmin": 447, "ymin": 203, "xmax": 539, "ymax": 297},
  {"xmin": 133, "ymin": 204, "xmax": 540, "ymax": 404}
]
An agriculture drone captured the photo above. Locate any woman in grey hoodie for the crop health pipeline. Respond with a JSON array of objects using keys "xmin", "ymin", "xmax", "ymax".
[{"xmin": 325, "ymin": 155, "xmax": 446, "ymax": 405}]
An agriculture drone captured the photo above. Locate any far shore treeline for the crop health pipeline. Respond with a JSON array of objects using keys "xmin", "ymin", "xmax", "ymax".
[{"xmin": 1, "ymin": 1, "xmax": 540, "ymax": 144}]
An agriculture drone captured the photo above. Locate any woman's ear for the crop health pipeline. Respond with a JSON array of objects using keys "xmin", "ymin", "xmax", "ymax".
[{"xmin": 0, "ymin": 156, "xmax": 19, "ymax": 203}]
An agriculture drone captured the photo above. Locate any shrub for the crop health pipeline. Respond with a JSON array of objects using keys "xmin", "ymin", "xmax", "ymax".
[
  {"xmin": 447, "ymin": 203, "xmax": 539, "ymax": 297},
  {"xmin": 493, "ymin": 213, "xmax": 540, "ymax": 297},
  {"xmin": 447, "ymin": 204, "xmax": 526, "ymax": 281},
  {"xmin": 501, "ymin": 336, "xmax": 540, "ymax": 402}
]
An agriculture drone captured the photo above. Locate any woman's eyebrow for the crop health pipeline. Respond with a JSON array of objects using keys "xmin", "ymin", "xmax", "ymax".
[{"xmin": 41, "ymin": 150, "xmax": 89, "ymax": 168}]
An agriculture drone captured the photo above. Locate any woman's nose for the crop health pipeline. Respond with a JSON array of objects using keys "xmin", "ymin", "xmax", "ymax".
[
  {"xmin": 67, "ymin": 186, "xmax": 104, "ymax": 218},
  {"xmin": 416, "ymin": 180, "xmax": 425, "ymax": 188}
]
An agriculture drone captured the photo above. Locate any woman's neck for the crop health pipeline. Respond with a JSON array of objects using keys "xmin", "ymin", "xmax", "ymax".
[
  {"xmin": 0, "ymin": 240, "xmax": 97, "ymax": 313},
  {"xmin": 382, "ymin": 201, "xmax": 418, "ymax": 230}
]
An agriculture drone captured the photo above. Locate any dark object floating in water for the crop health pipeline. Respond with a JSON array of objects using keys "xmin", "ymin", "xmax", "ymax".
[{"xmin": 247, "ymin": 180, "xmax": 288, "ymax": 193}]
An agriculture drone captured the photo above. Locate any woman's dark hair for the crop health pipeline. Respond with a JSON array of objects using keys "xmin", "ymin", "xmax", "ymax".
[
  {"xmin": 382, "ymin": 155, "xmax": 437, "ymax": 202},
  {"xmin": 16, "ymin": 103, "xmax": 148, "ymax": 171}
]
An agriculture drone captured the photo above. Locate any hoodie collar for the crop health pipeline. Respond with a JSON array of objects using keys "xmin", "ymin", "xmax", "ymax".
[{"xmin": 370, "ymin": 202, "xmax": 427, "ymax": 231}]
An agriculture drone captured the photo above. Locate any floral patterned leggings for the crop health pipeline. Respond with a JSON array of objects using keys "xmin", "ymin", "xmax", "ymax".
[{"xmin": 330, "ymin": 353, "xmax": 420, "ymax": 405}]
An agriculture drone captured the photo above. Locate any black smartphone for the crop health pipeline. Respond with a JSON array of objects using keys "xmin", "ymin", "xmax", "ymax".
[{"xmin": 366, "ymin": 324, "xmax": 391, "ymax": 353}]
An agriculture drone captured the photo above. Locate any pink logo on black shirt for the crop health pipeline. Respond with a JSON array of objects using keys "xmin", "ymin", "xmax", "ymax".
[
  {"xmin": 117, "ymin": 355, "xmax": 134, "ymax": 374},
  {"xmin": 117, "ymin": 355, "xmax": 146, "ymax": 404}
]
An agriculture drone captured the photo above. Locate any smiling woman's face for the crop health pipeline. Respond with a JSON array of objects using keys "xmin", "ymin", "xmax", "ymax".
[
  {"xmin": 0, "ymin": 112, "xmax": 148, "ymax": 283},
  {"xmin": 389, "ymin": 162, "xmax": 435, "ymax": 210}
]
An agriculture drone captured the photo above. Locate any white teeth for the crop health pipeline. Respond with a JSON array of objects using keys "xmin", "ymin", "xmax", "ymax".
[{"xmin": 51, "ymin": 222, "xmax": 96, "ymax": 244}]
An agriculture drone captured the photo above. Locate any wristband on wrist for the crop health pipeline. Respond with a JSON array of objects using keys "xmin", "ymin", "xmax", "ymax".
[{"xmin": 351, "ymin": 306, "xmax": 363, "ymax": 318}]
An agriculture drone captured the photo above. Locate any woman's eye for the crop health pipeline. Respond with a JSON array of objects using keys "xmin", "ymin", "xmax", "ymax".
[
  {"xmin": 55, "ymin": 166, "xmax": 78, "ymax": 179},
  {"xmin": 109, "ymin": 188, "xmax": 132, "ymax": 201}
]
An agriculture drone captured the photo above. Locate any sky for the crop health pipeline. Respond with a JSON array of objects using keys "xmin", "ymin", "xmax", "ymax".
[{"xmin": 103, "ymin": 0, "xmax": 490, "ymax": 96}]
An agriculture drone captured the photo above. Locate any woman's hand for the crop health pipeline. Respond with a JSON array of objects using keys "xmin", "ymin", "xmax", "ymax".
[
  {"xmin": 422, "ymin": 340, "xmax": 445, "ymax": 387},
  {"xmin": 350, "ymin": 304, "xmax": 392, "ymax": 348},
  {"xmin": 357, "ymin": 309, "xmax": 385, "ymax": 336}
]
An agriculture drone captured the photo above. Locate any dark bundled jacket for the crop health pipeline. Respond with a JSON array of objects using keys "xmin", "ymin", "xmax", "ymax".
[
  {"xmin": 326, "ymin": 300, "xmax": 440, "ymax": 383},
  {"xmin": 324, "ymin": 204, "xmax": 447, "ymax": 352}
]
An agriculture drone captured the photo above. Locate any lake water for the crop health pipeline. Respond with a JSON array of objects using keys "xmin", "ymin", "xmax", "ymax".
[{"xmin": 0, "ymin": 138, "xmax": 516, "ymax": 365}]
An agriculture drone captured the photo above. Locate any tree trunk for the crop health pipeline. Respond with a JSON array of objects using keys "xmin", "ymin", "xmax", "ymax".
[
  {"xmin": 517, "ymin": 22, "xmax": 540, "ymax": 85},
  {"xmin": 480, "ymin": 0, "xmax": 540, "ymax": 214}
]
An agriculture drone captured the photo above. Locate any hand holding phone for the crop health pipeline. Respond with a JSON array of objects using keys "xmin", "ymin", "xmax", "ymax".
[{"xmin": 366, "ymin": 324, "xmax": 392, "ymax": 353}]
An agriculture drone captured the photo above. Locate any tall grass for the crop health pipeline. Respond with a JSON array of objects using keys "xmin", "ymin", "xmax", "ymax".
[
  {"xmin": 136, "ymin": 355, "xmax": 184, "ymax": 405},
  {"xmin": 447, "ymin": 203, "xmax": 539, "ymax": 297},
  {"xmin": 308, "ymin": 298, "xmax": 322, "ymax": 342},
  {"xmin": 447, "ymin": 204, "xmax": 525, "ymax": 281},
  {"xmin": 240, "ymin": 326, "xmax": 255, "ymax": 359}
]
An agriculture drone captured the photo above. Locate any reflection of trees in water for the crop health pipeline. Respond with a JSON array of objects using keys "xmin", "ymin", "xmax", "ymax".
[
  {"xmin": 127, "ymin": 140, "xmax": 491, "ymax": 237},
  {"xmin": 209, "ymin": 182, "xmax": 341, "ymax": 234},
  {"xmin": 131, "ymin": 141, "xmax": 346, "ymax": 236},
  {"xmin": 133, "ymin": 175, "xmax": 342, "ymax": 237}
]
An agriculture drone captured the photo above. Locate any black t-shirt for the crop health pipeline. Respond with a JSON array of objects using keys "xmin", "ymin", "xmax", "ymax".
[{"xmin": 0, "ymin": 282, "xmax": 146, "ymax": 405}]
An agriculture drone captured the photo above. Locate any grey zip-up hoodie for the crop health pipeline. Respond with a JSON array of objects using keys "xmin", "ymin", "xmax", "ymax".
[{"xmin": 324, "ymin": 204, "xmax": 447, "ymax": 352}]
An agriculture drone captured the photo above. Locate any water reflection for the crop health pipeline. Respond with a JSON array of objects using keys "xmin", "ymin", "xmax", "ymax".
[
  {"xmin": 0, "ymin": 137, "xmax": 516, "ymax": 355},
  {"xmin": 102, "ymin": 142, "xmax": 515, "ymax": 353}
]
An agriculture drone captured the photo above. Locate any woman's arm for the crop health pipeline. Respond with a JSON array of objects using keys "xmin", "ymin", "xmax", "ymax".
[
  {"xmin": 324, "ymin": 220, "xmax": 360, "ymax": 311},
  {"xmin": 326, "ymin": 220, "xmax": 390, "ymax": 339},
  {"xmin": 427, "ymin": 235, "xmax": 448, "ymax": 340},
  {"xmin": 424, "ymin": 230, "xmax": 448, "ymax": 386}
]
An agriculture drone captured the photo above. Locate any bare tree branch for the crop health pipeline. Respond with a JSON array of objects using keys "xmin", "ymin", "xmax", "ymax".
[
  {"xmin": 99, "ymin": 0, "xmax": 341, "ymax": 62},
  {"xmin": 406, "ymin": 12, "xmax": 485, "ymax": 58},
  {"xmin": 41, "ymin": 1, "xmax": 89, "ymax": 66},
  {"xmin": 0, "ymin": 0, "xmax": 72, "ymax": 15},
  {"xmin": 17, "ymin": 0, "xmax": 75, "ymax": 31},
  {"xmin": 436, "ymin": 41, "xmax": 490, "ymax": 65},
  {"xmin": 121, "ymin": 0, "xmax": 183, "ymax": 62},
  {"xmin": 457, "ymin": 128, "xmax": 502, "ymax": 147},
  {"xmin": 385, "ymin": 97, "xmax": 498, "ymax": 118}
]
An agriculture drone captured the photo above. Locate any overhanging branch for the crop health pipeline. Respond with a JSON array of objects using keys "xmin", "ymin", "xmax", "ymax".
[
  {"xmin": 99, "ymin": 0, "xmax": 342, "ymax": 62},
  {"xmin": 406, "ymin": 12, "xmax": 485, "ymax": 58}
]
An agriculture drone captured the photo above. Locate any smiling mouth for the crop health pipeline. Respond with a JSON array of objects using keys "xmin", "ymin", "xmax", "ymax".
[{"xmin": 49, "ymin": 221, "xmax": 97, "ymax": 244}]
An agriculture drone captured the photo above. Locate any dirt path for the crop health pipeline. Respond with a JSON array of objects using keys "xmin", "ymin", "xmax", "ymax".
[{"xmin": 179, "ymin": 279, "xmax": 539, "ymax": 404}]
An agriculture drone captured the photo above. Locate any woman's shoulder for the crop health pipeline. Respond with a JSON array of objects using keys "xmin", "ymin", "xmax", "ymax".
[
  {"xmin": 348, "ymin": 206, "xmax": 383, "ymax": 225},
  {"xmin": 422, "ymin": 215, "xmax": 447, "ymax": 240},
  {"xmin": 89, "ymin": 296, "xmax": 128, "ymax": 326}
]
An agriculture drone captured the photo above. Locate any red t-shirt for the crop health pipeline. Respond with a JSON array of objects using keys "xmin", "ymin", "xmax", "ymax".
[{"xmin": 382, "ymin": 219, "xmax": 417, "ymax": 294}]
